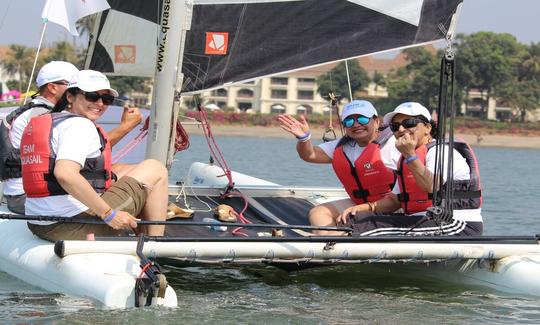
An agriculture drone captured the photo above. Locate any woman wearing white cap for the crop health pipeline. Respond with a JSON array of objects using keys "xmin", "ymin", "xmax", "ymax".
[
  {"xmin": 20, "ymin": 70, "xmax": 168, "ymax": 241},
  {"xmin": 2, "ymin": 61, "xmax": 143, "ymax": 215},
  {"xmin": 337, "ymin": 102, "xmax": 483, "ymax": 236},
  {"xmin": 278, "ymin": 100, "xmax": 401, "ymax": 235}
]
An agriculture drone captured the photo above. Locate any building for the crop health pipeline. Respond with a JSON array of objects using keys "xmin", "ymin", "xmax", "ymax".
[{"xmin": 198, "ymin": 52, "xmax": 411, "ymax": 115}]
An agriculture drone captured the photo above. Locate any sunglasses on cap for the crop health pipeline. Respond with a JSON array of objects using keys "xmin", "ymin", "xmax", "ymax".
[
  {"xmin": 80, "ymin": 91, "xmax": 116, "ymax": 105},
  {"xmin": 342, "ymin": 115, "xmax": 371, "ymax": 128},
  {"xmin": 389, "ymin": 118, "xmax": 427, "ymax": 132}
]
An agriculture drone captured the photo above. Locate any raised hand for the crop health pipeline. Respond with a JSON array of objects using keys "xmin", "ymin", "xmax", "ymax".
[
  {"xmin": 277, "ymin": 114, "xmax": 310, "ymax": 138},
  {"xmin": 395, "ymin": 131, "xmax": 417, "ymax": 157},
  {"xmin": 119, "ymin": 105, "xmax": 143, "ymax": 132}
]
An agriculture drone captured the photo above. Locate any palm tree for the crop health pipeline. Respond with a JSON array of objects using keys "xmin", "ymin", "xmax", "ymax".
[
  {"xmin": 1, "ymin": 45, "xmax": 36, "ymax": 92},
  {"xmin": 520, "ymin": 42, "xmax": 540, "ymax": 81},
  {"xmin": 76, "ymin": 15, "xmax": 97, "ymax": 40},
  {"xmin": 45, "ymin": 41, "xmax": 79, "ymax": 63}
]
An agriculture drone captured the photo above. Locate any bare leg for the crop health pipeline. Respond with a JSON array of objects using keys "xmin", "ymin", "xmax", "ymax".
[
  {"xmin": 309, "ymin": 199, "xmax": 355, "ymax": 236},
  {"xmin": 124, "ymin": 159, "xmax": 168, "ymax": 236},
  {"xmin": 112, "ymin": 163, "xmax": 135, "ymax": 179}
]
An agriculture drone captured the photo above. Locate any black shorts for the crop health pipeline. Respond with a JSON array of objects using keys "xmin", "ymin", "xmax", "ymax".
[{"xmin": 351, "ymin": 213, "xmax": 483, "ymax": 237}]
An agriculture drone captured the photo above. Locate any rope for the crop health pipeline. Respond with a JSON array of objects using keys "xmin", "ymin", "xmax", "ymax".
[
  {"xmin": 112, "ymin": 117, "xmax": 149, "ymax": 163},
  {"xmin": 174, "ymin": 116, "xmax": 190, "ymax": 153},
  {"xmin": 197, "ymin": 104, "xmax": 256, "ymax": 235},
  {"xmin": 429, "ymin": 46, "xmax": 457, "ymax": 224},
  {"xmin": 111, "ymin": 111, "xmax": 190, "ymax": 163},
  {"xmin": 197, "ymin": 105, "xmax": 233, "ymax": 187}
]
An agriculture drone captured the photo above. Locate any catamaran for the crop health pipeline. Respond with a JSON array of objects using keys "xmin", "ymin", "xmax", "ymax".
[{"xmin": 2, "ymin": 0, "xmax": 540, "ymax": 308}]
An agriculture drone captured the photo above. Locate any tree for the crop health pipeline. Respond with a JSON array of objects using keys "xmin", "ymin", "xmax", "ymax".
[
  {"xmin": 454, "ymin": 32, "xmax": 525, "ymax": 119},
  {"xmin": 385, "ymin": 47, "xmax": 442, "ymax": 109},
  {"xmin": 519, "ymin": 42, "xmax": 540, "ymax": 81},
  {"xmin": 496, "ymin": 42, "xmax": 540, "ymax": 122},
  {"xmin": 108, "ymin": 76, "xmax": 152, "ymax": 97},
  {"xmin": 497, "ymin": 80, "xmax": 540, "ymax": 122},
  {"xmin": 372, "ymin": 70, "xmax": 386, "ymax": 93},
  {"xmin": 44, "ymin": 41, "xmax": 79, "ymax": 64},
  {"xmin": 1, "ymin": 45, "xmax": 36, "ymax": 92},
  {"xmin": 316, "ymin": 60, "xmax": 369, "ymax": 101},
  {"xmin": 76, "ymin": 16, "xmax": 96, "ymax": 40}
]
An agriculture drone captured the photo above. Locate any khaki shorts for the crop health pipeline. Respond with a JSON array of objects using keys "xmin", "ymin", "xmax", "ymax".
[{"xmin": 28, "ymin": 176, "xmax": 147, "ymax": 242}]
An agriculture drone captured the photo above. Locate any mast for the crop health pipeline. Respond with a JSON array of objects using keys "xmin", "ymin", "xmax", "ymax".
[{"xmin": 146, "ymin": 0, "xmax": 189, "ymax": 167}]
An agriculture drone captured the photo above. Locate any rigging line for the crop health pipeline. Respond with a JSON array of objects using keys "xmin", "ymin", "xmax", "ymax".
[
  {"xmin": 0, "ymin": 0, "xmax": 14, "ymax": 32},
  {"xmin": 22, "ymin": 20, "xmax": 48, "ymax": 105},
  {"xmin": 345, "ymin": 60, "xmax": 353, "ymax": 100},
  {"xmin": 446, "ymin": 50, "xmax": 457, "ymax": 220}
]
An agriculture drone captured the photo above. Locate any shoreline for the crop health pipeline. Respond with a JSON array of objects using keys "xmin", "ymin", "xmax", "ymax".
[{"xmin": 183, "ymin": 124, "xmax": 540, "ymax": 150}]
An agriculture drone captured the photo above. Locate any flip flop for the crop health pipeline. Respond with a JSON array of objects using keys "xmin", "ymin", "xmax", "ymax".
[
  {"xmin": 214, "ymin": 204, "xmax": 239, "ymax": 222},
  {"xmin": 167, "ymin": 202, "xmax": 194, "ymax": 219}
]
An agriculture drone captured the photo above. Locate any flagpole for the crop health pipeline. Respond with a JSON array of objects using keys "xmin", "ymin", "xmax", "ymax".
[{"xmin": 22, "ymin": 19, "xmax": 48, "ymax": 105}]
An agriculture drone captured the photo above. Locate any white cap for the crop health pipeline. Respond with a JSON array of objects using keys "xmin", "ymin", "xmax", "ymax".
[
  {"xmin": 383, "ymin": 102, "xmax": 431, "ymax": 125},
  {"xmin": 68, "ymin": 70, "xmax": 119, "ymax": 97},
  {"xmin": 341, "ymin": 100, "xmax": 377, "ymax": 121},
  {"xmin": 36, "ymin": 61, "xmax": 79, "ymax": 88}
]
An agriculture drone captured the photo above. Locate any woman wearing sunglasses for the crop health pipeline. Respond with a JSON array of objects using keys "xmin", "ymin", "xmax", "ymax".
[
  {"xmin": 20, "ymin": 70, "xmax": 168, "ymax": 241},
  {"xmin": 278, "ymin": 100, "xmax": 401, "ymax": 235},
  {"xmin": 337, "ymin": 102, "xmax": 483, "ymax": 236}
]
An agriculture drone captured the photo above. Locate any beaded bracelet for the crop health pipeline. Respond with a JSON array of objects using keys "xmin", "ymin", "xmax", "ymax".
[
  {"xmin": 296, "ymin": 131, "xmax": 311, "ymax": 142},
  {"xmin": 103, "ymin": 210, "xmax": 117, "ymax": 223},
  {"xmin": 404, "ymin": 155, "xmax": 418, "ymax": 164}
]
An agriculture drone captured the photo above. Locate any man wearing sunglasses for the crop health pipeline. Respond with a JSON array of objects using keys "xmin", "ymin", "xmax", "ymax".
[
  {"xmin": 2, "ymin": 61, "xmax": 142, "ymax": 215},
  {"xmin": 336, "ymin": 102, "xmax": 483, "ymax": 236},
  {"xmin": 278, "ymin": 100, "xmax": 401, "ymax": 235}
]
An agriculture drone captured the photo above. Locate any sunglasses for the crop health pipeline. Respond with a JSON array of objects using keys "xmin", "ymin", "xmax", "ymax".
[
  {"xmin": 389, "ymin": 118, "xmax": 426, "ymax": 132},
  {"xmin": 80, "ymin": 91, "xmax": 116, "ymax": 105},
  {"xmin": 342, "ymin": 115, "xmax": 371, "ymax": 128}
]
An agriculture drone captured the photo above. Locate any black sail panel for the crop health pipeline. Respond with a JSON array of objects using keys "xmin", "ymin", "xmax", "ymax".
[{"xmin": 85, "ymin": 0, "xmax": 463, "ymax": 93}]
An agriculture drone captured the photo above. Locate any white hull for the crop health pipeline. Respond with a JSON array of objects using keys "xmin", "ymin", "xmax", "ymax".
[
  {"xmin": 2, "ymin": 162, "xmax": 540, "ymax": 303},
  {"xmin": 0, "ymin": 219, "xmax": 177, "ymax": 308},
  {"xmin": 57, "ymin": 239, "xmax": 540, "ymax": 297}
]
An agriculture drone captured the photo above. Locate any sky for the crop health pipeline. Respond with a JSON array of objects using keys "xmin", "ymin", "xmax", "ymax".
[{"xmin": 0, "ymin": 0, "xmax": 539, "ymax": 47}]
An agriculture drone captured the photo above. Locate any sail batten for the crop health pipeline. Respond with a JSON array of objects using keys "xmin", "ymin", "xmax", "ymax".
[{"xmin": 85, "ymin": 0, "xmax": 463, "ymax": 93}]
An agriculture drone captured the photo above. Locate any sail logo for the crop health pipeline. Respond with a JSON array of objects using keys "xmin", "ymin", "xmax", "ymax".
[
  {"xmin": 115, "ymin": 45, "xmax": 136, "ymax": 64},
  {"xmin": 205, "ymin": 32, "xmax": 229, "ymax": 55}
]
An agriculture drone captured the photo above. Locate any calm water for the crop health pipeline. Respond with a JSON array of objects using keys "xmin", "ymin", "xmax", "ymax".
[{"xmin": 2, "ymin": 135, "xmax": 540, "ymax": 324}]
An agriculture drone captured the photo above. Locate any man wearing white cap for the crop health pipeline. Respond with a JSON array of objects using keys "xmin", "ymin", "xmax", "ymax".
[
  {"xmin": 2, "ymin": 61, "xmax": 142, "ymax": 214},
  {"xmin": 21, "ymin": 70, "xmax": 167, "ymax": 241},
  {"xmin": 1, "ymin": 61, "xmax": 79, "ymax": 213},
  {"xmin": 278, "ymin": 100, "xmax": 401, "ymax": 235},
  {"xmin": 336, "ymin": 102, "xmax": 483, "ymax": 236}
]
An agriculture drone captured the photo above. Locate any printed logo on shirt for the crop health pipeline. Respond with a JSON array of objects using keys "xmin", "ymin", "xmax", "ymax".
[
  {"xmin": 363, "ymin": 162, "xmax": 372, "ymax": 170},
  {"xmin": 205, "ymin": 32, "xmax": 229, "ymax": 55}
]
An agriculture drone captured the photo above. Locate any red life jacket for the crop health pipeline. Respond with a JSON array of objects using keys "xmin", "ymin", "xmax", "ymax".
[
  {"xmin": 332, "ymin": 137, "xmax": 396, "ymax": 204},
  {"xmin": 397, "ymin": 145, "xmax": 431, "ymax": 214},
  {"xmin": 0, "ymin": 102, "xmax": 50, "ymax": 181},
  {"xmin": 397, "ymin": 140, "xmax": 482, "ymax": 214},
  {"xmin": 20, "ymin": 113, "xmax": 112, "ymax": 198}
]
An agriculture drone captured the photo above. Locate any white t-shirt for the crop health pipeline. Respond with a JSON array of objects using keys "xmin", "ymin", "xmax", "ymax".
[
  {"xmin": 318, "ymin": 135, "xmax": 401, "ymax": 170},
  {"xmin": 3, "ymin": 97, "xmax": 53, "ymax": 196},
  {"xmin": 392, "ymin": 141, "xmax": 482, "ymax": 222},
  {"xmin": 25, "ymin": 112, "xmax": 102, "ymax": 218}
]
